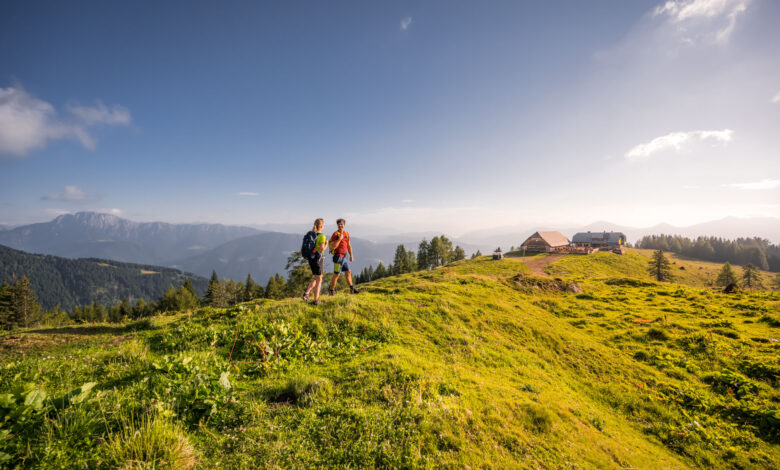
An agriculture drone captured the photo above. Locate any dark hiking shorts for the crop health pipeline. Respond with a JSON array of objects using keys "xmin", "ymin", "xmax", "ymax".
[
  {"xmin": 333, "ymin": 254, "xmax": 351, "ymax": 273},
  {"xmin": 308, "ymin": 253, "xmax": 324, "ymax": 276}
]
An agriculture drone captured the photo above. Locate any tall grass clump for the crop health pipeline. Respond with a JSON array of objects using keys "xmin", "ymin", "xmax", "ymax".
[{"xmin": 104, "ymin": 413, "xmax": 197, "ymax": 469}]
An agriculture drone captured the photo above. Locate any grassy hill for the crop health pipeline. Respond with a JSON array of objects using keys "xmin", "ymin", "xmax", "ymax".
[{"xmin": 1, "ymin": 252, "xmax": 778, "ymax": 468}]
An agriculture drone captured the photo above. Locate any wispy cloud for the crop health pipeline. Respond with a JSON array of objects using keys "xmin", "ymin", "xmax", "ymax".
[
  {"xmin": 401, "ymin": 199, "xmax": 414, "ymax": 203},
  {"xmin": 400, "ymin": 17, "xmax": 412, "ymax": 30},
  {"xmin": 237, "ymin": 192, "xmax": 259, "ymax": 197},
  {"xmin": 625, "ymin": 129, "xmax": 733, "ymax": 160},
  {"xmin": 65, "ymin": 102, "xmax": 131, "ymax": 125},
  {"xmin": 0, "ymin": 86, "xmax": 131, "ymax": 157},
  {"xmin": 42, "ymin": 185, "xmax": 99, "ymax": 202},
  {"xmin": 723, "ymin": 178, "xmax": 780, "ymax": 190},
  {"xmin": 772, "ymin": 91, "xmax": 780, "ymax": 104},
  {"xmin": 653, "ymin": 0, "xmax": 750, "ymax": 43}
]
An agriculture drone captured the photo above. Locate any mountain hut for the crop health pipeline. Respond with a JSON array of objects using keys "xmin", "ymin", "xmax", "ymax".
[{"xmin": 520, "ymin": 231, "xmax": 570, "ymax": 253}]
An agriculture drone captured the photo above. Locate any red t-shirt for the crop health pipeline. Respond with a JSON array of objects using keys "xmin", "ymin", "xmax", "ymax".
[{"xmin": 330, "ymin": 230, "xmax": 350, "ymax": 255}]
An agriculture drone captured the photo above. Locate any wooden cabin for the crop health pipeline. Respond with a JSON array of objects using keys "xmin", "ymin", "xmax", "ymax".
[
  {"xmin": 571, "ymin": 231, "xmax": 627, "ymax": 248},
  {"xmin": 520, "ymin": 231, "xmax": 570, "ymax": 253}
]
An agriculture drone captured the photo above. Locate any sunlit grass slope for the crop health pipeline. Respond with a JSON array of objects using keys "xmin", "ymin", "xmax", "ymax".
[{"xmin": 1, "ymin": 254, "xmax": 779, "ymax": 468}]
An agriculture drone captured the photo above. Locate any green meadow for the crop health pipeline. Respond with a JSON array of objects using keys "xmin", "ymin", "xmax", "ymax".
[{"xmin": 1, "ymin": 250, "xmax": 778, "ymax": 468}]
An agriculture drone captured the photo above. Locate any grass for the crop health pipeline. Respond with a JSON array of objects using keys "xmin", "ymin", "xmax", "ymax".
[{"xmin": 0, "ymin": 252, "xmax": 778, "ymax": 468}]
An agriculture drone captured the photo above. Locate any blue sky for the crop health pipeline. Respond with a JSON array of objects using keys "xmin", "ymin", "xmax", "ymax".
[{"xmin": 1, "ymin": 0, "xmax": 778, "ymax": 233}]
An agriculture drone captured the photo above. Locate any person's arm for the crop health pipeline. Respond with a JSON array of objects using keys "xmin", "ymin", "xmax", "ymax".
[{"xmin": 348, "ymin": 239, "xmax": 354, "ymax": 262}]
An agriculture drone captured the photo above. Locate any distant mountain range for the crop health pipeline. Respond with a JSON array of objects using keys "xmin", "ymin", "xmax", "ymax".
[
  {"xmin": 0, "ymin": 212, "xmax": 260, "ymax": 264},
  {"xmin": 0, "ymin": 244, "xmax": 208, "ymax": 310},
  {"xmin": 2, "ymin": 212, "xmax": 776, "ymax": 287}
]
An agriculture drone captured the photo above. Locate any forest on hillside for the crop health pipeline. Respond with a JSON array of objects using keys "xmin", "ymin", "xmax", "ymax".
[
  {"xmin": 0, "ymin": 244, "xmax": 208, "ymax": 309},
  {"xmin": 638, "ymin": 235, "xmax": 780, "ymax": 272}
]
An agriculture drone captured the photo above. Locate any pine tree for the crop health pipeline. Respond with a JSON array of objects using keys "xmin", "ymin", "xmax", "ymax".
[
  {"xmin": 374, "ymin": 262, "xmax": 388, "ymax": 279},
  {"xmin": 91, "ymin": 301, "xmax": 107, "ymax": 323},
  {"xmin": 265, "ymin": 274, "xmax": 287, "ymax": 300},
  {"xmin": 182, "ymin": 279, "xmax": 198, "ymax": 298},
  {"xmin": 393, "ymin": 245, "xmax": 413, "ymax": 274},
  {"xmin": 134, "ymin": 298, "xmax": 149, "ymax": 318},
  {"xmin": 0, "ymin": 280, "xmax": 15, "ymax": 330},
  {"xmin": 12, "ymin": 276, "xmax": 41, "ymax": 327},
  {"xmin": 716, "ymin": 262, "xmax": 738, "ymax": 287},
  {"xmin": 648, "ymin": 250, "xmax": 672, "ymax": 282},
  {"xmin": 417, "ymin": 240, "xmax": 431, "ymax": 270},
  {"xmin": 119, "ymin": 298, "xmax": 133, "ymax": 318},
  {"xmin": 471, "ymin": 250, "xmax": 482, "ymax": 259},
  {"xmin": 453, "ymin": 246, "xmax": 466, "ymax": 261},
  {"xmin": 205, "ymin": 270, "xmax": 220, "ymax": 306},
  {"xmin": 244, "ymin": 274, "xmax": 258, "ymax": 301},
  {"xmin": 741, "ymin": 264, "xmax": 764, "ymax": 290}
]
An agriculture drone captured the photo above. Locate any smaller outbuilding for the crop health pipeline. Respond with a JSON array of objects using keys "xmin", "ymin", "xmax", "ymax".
[
  {"xmin": 520, "ymin": 231, "xmax": 570, "ymax": 253},
  {"xmin": 493, "ymin": 247, "xmax": 504, "ymax": 260}
]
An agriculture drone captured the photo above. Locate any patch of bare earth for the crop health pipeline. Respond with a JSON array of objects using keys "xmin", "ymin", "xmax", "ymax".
[{"xmin": 522, "ymin": 254, "xmax": 564, "ymax": 277}]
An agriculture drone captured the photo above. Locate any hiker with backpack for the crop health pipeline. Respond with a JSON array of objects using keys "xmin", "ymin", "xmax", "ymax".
[
  {"xmin": 328, "ymin": 218, "xmax": 359, "ymax": 295},
  {"xmin": 301, "ymin": 218, "xmax": 328, "ymax": 305}
]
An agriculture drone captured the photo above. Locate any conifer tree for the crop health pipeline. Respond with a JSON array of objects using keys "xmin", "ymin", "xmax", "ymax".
[
  {"xmin": 0, "ymin": 280, "xmax": 15, "ymax": 330},
  {"xmin": 265, "ymin": 274, "xmax": 287, "ymax": 300},
  {"xmin": 453, "ymin": 246, "xmax": 466, "ymax": 261},
  {"xmin": 134, "ymin": 298, "xmax": 149, "ymax": 318},
  {"xmin": 417, "ymin": 240, "xmax": 431, "ymax": 270},
  {"xmin": 182, "ymin": 279, "xmax": 198, "ymax": 298},
  {"xmin": 244, "ymin": 274, "xmax": 258, "ymax": 301},
  {"xmin": 374, "ymin": 262, "xmax": 388, "ymax": 279},
  {"xmin": 716, "ymin": 262, "xmax": 738, "ymax": 287},
  {"xmin": 205, "ymin": 270, "xmax": 220, "ymax": 305},
  {"xmin": 91, "ymin": 301, "xmax": 107, "ymax": 323},
  {"xmin": 12, "ymin": 276, "xmax": 41, "ymax": 327},
  {"xmin": 741, "ymin": 263, "xmax": 764, "ymax": 290},
  {"xmin": 648, "ymin": 250, "xmax": 672, "ymax": 282},
  {"xmin": 119, "ymin": 298, "xmax": 133, "ymax": 319}
]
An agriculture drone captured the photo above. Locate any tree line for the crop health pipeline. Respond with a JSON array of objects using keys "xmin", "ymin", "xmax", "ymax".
[
  {"xmin": 638, "ymin": 235, "xmax": 780, "ymax": 272},
  {"xmin": 355, "ymin": 235, "xmax": 468, "ymax": 283}
]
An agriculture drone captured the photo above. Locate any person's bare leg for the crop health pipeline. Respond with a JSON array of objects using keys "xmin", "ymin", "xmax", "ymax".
[
  {"xmin": 313, "ymin": 275, "xmax": 323, "ymax": 301},
  {"xmin": 346, "ymin": 271, "xmax": 353, "ymax": 286},
  {"xmin": 305, "ymin": 278, "xmax": 317, "ymax": 296},
  {"xmin": 330, "ymin": 273, "xmax": 340, "ymax": 291}
]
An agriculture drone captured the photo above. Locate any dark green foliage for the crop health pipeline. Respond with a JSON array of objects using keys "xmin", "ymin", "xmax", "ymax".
[
  {"xmin": 648, "ymin": 250, "xmax": 673, "ymax": 282},
  {"xmin": 716, "ymin": 262, "xmax": 738, "ymax": 287},
  {"xmin": 265, "ymin": 274, "xmax": 287, "ymax": 300},
  {"xmin": 638, "ymin": 234, "xmax": 778, "ymax": 272},
  {"xmin": 452, "ymin": 246, "xmax": 466, "ymax": 261},
  {"xmin": 0, "ymin": 244, "xmax": 207, "ymax": 310},
  {"xmin": 741, "ymin": 263, "xmax": 764, "ymax": 290}
]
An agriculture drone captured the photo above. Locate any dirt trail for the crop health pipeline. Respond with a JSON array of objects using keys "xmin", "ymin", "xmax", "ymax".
[{"xmin": 521, "ymin": 254, "xmax": 564, "ymax": 277}]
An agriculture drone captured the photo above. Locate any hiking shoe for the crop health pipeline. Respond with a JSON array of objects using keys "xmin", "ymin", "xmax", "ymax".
[
  {"xmin": 302, "ymin": 292, "xmax": 310, "ymax": 302},
  {"xmin": 350, "ymin": 286, "xmax": 360, "ymax": 294},
  {"xmin": 311, "ymin": 299, "xmax": 320, "ymax": 306},
  {"xmin": 328, "ymin": 289, "xmax": 335, "ymax": 296}
]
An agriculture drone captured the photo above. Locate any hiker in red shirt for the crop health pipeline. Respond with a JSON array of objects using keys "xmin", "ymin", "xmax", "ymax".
[{"xmin": 328, "ymin": 218, "xmax": 359, "ymax": 295}]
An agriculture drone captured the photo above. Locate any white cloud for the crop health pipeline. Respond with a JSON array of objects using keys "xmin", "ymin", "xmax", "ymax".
[
  {"xmin": 723, "ymin": 178, "xmax": 780, "ymax": 190},
  {"xmin": 625, "ymin": 129, "xmax": 733, "ymax": 160},
  {"xmin": 0, "ymin": 86, "xmax": 131, "ymax": 157},
  {"xmin": 42, "ymin": 185, "xmax": 99, "ymax": 202},
  {"xmin": 66, "ymin": 102, "xmax": 131, "ymax": 125},
  {"xmin": 400, "ymin": 17, "xmax": 412, "ymax": 30},
  {"xmin": 772, "ymin": 91, "xmax": 780, "ymax": 104},
  {"xmin": 237, "ymin": 192, "xmax": 259, "ymax": 197},
  {"xmin": 654, "ymin": 0, "xmax": 750, "ymax": 43},
  {"xmin": 401, "ymin": 199, "xmax": 414, "ymax": 203}
]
